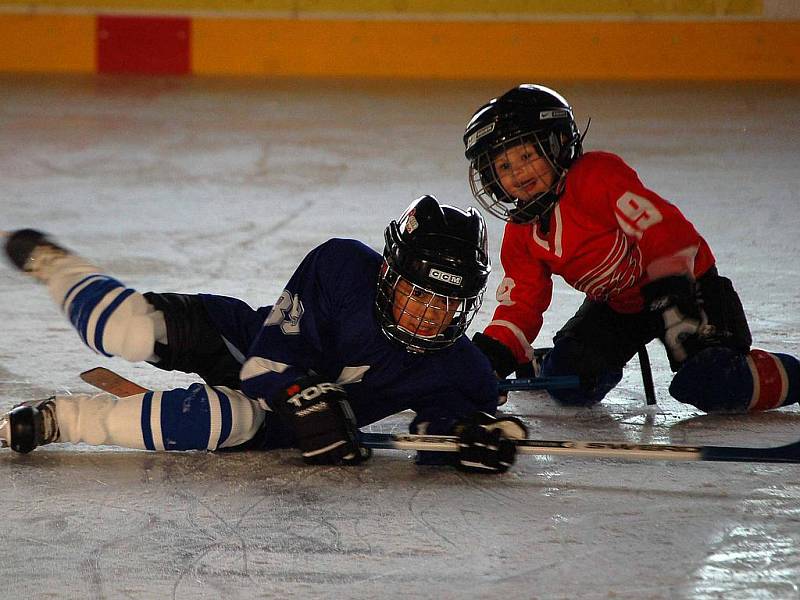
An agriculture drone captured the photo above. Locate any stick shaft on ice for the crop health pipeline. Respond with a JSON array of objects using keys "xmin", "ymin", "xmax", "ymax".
[
  {"xmin": 80, "ymin": 367, "xmax": 800, "ymax": 464},
  {"xmin": 358, "ymin": 432, "xmax": 800, "ymax": 463}
]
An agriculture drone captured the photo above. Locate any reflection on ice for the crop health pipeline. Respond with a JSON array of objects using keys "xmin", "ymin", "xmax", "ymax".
[{"xmin": 691, "ymin": 525, "xmax": 800, "ymax": 599}]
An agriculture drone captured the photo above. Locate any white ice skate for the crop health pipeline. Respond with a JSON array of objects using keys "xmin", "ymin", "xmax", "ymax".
[{"xmin": 0, "ymin": 398, "xmax": 60, "ymax": 453}]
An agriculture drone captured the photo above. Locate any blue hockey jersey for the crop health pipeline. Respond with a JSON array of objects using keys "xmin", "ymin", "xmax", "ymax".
[{"xmin": 200, "ymin": 239, "xmax": 498, "ymax": 436}]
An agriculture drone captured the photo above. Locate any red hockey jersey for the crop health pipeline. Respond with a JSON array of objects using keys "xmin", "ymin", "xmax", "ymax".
[{"xmin": 484, "ymin": 151, "xmax": 716, "ymax": 363}]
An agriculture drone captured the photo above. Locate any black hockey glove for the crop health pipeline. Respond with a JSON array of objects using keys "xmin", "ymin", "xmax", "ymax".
[
  {"xmin": 269, "ymin": 375, "xmax": 371, "ymax": 465},
  {"xmin": 642, "ymin": 275, "xmax": 705, "ymax": 370},
  {"xmin": 472, "ymin": 332, "xmax": 518, "ymax": 379},
  {"xmin": 453, "ymin": 412, "xmax": 528, "ymax": 474}
]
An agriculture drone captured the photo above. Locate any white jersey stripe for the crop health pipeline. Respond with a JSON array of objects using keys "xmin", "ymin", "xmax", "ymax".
[
  {"xmin": 573, "ymin": 231, "xmax": 622, "ymax": 289},
  {"xmin": 582, "ymin": 236, "xmax": 630, "ymax": 296},
  {"xmin": 574, "ymin": 230, "xmax": 626, "ymax": 290},
  {"xmin": 531, "ymin": 205, "xmax": 564, "ymax": 257},
  {"xmin": 531, "ymin": 222, "xmax": 549, "ymax": 251},
  {"xmin": 336, "ymin": 365, "xmax": 371, "ymax": 384},
  {"xmin": 487, "ymin": 320, "xmax": 535, "ymax": 360},
  {"xmin": 240, "ymin": 356, "xmax": 290, "ymax": 381},
  {"xmin": 222, "ymin": 336, "xmax": 246, "ymax": 364},
  {"xmin": 553, "ymin": 204, "xmax": 564, "ymax": 258}
]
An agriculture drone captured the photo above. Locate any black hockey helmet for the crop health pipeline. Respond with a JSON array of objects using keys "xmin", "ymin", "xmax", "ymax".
[
  {"xmin": 376, "ymin": 195, "xmax": 490, "ymax": 353},
  {"xmin": 463, "ymin": 84, "xmax": 583, "ymax": 225}
]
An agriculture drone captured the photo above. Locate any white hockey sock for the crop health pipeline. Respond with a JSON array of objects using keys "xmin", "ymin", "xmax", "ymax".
[
  {"xmin": 44, "ymin": 254, "xmax": 167, "ymax": 362},
  {"xmin": 54, "ymin": 386, "xmax": 265, "ymax": 450},
  {"xmin": 44, "ymin": 253, "xmax": 103, "ymax": 307},
  {"xmin": 55, "ymin": 392, "xmax": 151, "ymax": 448}
]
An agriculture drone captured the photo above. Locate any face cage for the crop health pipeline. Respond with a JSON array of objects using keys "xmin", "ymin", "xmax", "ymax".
[
  {"xmin": 468, "ymin": 131, "xmax": 567, "ymax": 224},
  {"xmin": 376, "ymin": 266, "xmax": 483, "ymax": 354}
]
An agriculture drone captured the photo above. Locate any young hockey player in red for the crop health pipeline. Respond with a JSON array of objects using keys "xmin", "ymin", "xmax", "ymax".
[
  {"xmin": 0, "ymin": 196, "xmax": 526, "ymax": 473},
  {"xmin": 463, "ymin": 84, "xmax": 800, "ymax": 412}
]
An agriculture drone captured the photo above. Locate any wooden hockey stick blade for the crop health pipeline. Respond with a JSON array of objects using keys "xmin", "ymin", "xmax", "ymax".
[
  {"xmin": 499, "ymin": 375, "xmax": 579, "ymax": 393},
  {"xmin": 80, "ymin": 367, "xmax": 148, "ymax": 397},
  {"xmin": 358, "ymin": 432, "xmax": 800, "ymax": 463}
]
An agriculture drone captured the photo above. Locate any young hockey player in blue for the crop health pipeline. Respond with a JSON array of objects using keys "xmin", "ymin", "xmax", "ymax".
[{"xmin": 0, "ymin": 196, "xmax": 526, "ymax": 473}]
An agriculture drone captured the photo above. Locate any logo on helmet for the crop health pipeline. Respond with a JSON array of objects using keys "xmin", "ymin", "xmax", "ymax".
[
  {"xmin": 404, "ymin": 208, "xmax": 419, "ymax": 234},
  {"xmin": 429, "ymin": 268, "xmax": 463, "ymax": 286},
  {"xmin": 539, "ymin": 109, "xmax": 568, "ymax": 120},
  {"xmin": 465, "ymin": 123, "xmax": 496, "ymax": 151}
]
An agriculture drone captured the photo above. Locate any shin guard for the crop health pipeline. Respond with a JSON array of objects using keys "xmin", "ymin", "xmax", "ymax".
[{"xmin": 670, "ymin": 347, "xmax": 800, "ymax": 412}]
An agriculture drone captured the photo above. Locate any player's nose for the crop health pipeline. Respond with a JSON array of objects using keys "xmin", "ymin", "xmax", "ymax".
[
  {"xmin": 513, "ymin": 160, "xmax": 530, "ymax": 178},
  {"xmin": 408, "ymin": 304, "xmax": 429, "ymax": 319}
]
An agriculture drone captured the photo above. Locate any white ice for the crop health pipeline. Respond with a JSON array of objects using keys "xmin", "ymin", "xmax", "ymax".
[{"xmin": 1, "ymin": 76, "xmax": 799, "ymax": 599}]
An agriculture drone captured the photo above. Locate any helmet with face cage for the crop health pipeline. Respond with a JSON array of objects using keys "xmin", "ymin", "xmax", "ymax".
[
  {"xmin": 376, "ymin": 195, "xmax": 490, "ymax": 353},
  {"xmin": 463, "ymin": 84, "xmax": 583, "ymax": 225}
]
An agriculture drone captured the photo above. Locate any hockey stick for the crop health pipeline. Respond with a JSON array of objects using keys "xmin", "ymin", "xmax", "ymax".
[
  {"xmin": 358, "ymin": 432, "xmax": 800, "ymax": 464},
  {"xmin": 80, "ymin": 367, "xmax": 148, "ymax": 396},
  {"xmin": 528, "ymin": 346, "xmax": 657, "ymax": 406},
  {"xmin": 638, "ymin": 345, "xmax": 657, "ymax": 406},
  {"xmin": 77, "ymin": 367, "xmax": 800, "ymax": 463},
  {"xmin": 79, "ymin": 366, "xmax": 579, "ymax": 397},
  {"xmin": 499, "ymin": 375, "xmax": 578, "ymax": 392}
]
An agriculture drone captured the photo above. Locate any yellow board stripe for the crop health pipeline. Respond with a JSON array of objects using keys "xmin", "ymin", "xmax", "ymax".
[
  {"xmin": 0, "ymin": 0, "xmax": 764, "ymax": 17},
  {"xmin": 0, "ymin": 14, "xmax": 94, "ymax": 72},
  {"xmin": 0, "ymin": 14, "xmax": 797, "ymax": 79},
  {"xmin": 192, "ymin": 19, "xmax": 800, "ymax": 80}
]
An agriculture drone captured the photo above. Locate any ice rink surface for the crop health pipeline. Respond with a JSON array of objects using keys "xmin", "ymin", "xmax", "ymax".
[{"xmin": 1, "ymin": 75, "xmax": 799, "ymax": 599}]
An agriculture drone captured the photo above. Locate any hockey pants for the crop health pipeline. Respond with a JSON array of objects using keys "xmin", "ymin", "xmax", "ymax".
[{"xmin": 540, "ymin": 269, "xmax": 800, "ymax": 412}]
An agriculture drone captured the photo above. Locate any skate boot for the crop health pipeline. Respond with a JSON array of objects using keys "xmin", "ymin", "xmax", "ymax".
[
  {"xmin": 4, "ymin": 229, "xmax": 71, "ymax": 283},
  {"xmin": 0, "ymin": 397, "xmax": 60, "ymax": 453}
]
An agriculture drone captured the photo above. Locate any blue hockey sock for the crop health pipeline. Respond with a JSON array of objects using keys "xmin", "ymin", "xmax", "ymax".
[{"xmin": 670, "ymin": 347, "xmax": 800, "ymax": 412}]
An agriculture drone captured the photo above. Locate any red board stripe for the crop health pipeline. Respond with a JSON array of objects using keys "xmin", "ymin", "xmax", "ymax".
[
  {"xmin": 747, "ymin": 349, "xmax": 789, "ymax": 411},
  {"xmin": 97, "ymin": 15, "xmax": 190, "ymax": 75}
]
